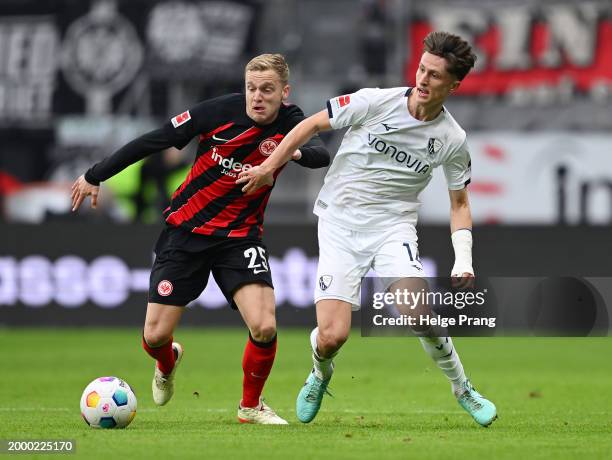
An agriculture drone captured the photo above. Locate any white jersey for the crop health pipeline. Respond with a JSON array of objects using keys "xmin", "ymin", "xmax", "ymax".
[{"xmin": 314, "ymin": 87, "xmax": 471, "ymax": 230}]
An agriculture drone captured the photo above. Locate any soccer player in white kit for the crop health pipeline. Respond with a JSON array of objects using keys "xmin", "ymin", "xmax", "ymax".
[{"xmin": 237, "ymin": 31, "xmax": 497, "ymax": 427}]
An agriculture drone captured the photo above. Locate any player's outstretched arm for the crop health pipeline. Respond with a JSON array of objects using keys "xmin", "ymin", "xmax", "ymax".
[
  {"xmin": 237, "ymin": 110, "xmax": 332, "ymax": 194},
  {"xmin": 71, "ymin": 128, "xmax": 178, "ymax": 212},
  {"xmin": 449, "ymin": 187, "xmax": 475, "ymax": 289}
]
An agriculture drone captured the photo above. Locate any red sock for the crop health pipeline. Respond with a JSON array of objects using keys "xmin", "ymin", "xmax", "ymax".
[
  {"xmin": 241, "ymin": 334, "xmax": 277, "ymax": 408},
  {"xmin": 142, "ymin": 335, "xmax": 175, "ymax": 375}
]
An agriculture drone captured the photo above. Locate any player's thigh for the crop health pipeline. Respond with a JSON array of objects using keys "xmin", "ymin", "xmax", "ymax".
[
  {"xmin": 315, "ymin": 219, "xmax": 372, "ymax": 310},
  {"xmin": 233, "ymin": 282, "xmax": 276, "ymax": 339},
  {"xmin": 388, "ymin": 277, "xmax": 431, "ymax": 316},
  {"xmin": 372, "ymin": 225, "xmax": 424, "ymax": 280},
  {"xmin": 149, "ymin": 227, "xmax": 212, "ymax": 307},
  {"xmin": 211, "ymin": 239, "xmax": 275, "ymax": 331},
  {"xmin": 144, "ymin": 302, "xmax": 185, "ymax": 345}
]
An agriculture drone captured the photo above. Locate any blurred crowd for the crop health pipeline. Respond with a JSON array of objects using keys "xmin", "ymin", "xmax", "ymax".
[{"xmin": 1, "ymin": 0, "xmax": 611, "ymax": 225}]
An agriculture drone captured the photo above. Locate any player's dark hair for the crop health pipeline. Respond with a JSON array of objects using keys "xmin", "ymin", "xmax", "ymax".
[{"xmin": 423, "ymin": 31, "xmax": 476, "ymax": 81}]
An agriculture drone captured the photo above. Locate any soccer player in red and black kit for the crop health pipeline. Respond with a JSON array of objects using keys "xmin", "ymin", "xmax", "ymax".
[{"xmin": 71, "ymin": 54, "xmax": 330, "ymax": 424}]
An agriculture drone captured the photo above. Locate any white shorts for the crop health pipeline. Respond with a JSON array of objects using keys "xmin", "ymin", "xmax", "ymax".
[{"xmin": 315, "ymin": 217, "xmax": 425, "ymax": 310}]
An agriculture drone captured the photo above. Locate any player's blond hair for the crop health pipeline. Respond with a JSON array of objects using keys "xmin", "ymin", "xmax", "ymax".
[{"xmin": 245, "ymin": 54, "xmax": 290, "ymax": 85}]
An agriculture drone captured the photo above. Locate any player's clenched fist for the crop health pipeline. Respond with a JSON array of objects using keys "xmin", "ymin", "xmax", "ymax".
[{"xmin": 71, "ymin": 174, "xmax": 100, "ymax": 211}]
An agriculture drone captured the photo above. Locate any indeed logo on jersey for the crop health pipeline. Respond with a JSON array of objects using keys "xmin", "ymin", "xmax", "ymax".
[
  {"xmin": 368, "ymin": 134, "xmax": 430, "ymax": 174},
  {"xmin": 211, "ymin": 147, "xmax": 253, "ymax": 177}
]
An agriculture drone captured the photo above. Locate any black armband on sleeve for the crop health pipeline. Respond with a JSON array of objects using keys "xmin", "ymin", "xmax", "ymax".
[
  {"xmin": 85, "ymin": 128, "xmax": 176, "ymax": 185},
  {"xmin": 293, "ymin": 136, "xmax": 330, "ymax": 169}
]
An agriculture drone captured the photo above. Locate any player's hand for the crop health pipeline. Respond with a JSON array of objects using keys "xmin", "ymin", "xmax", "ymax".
[
  {"xmin": 236, "ymin": 165, "xmax": 274, "ymax": 195},
  {"xmin": 291, "ymin": 149, "xmax": 302, "ymax": 161},
  {"xmin": 451, "ymin": 272, "xmax": 475, "ymax": 290},
  {"xmin": 71, "ymin": 174, "xmax": 100, "ymax": 211}
]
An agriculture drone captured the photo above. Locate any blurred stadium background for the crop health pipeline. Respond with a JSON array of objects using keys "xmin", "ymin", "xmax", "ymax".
[{"xmin": 1, "ymin": 0, "xmax": 611, "ymax": 327}]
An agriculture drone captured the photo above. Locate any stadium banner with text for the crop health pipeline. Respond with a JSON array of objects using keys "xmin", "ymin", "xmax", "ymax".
[
  {"xmin": 0, "ymin": 0, "xmax": 258, "ymax": 126},
  {"xmin": 419, "ymin": 132, "xmax": 612, "ymax": 225},
  {"xmin": 1, "ymin": 223, "xmax": 611, "ymax": 328},
  {"xmin": 407, "ymin": 0, "xmax": 612, "ymax": 98},
  {"xmin": 360, "ymin": 277, "xmax": 611, "ymax": 337}
]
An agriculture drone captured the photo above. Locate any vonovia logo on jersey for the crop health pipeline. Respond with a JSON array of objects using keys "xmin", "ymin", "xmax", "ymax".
[
  {"xmin": 157, "ymin": 280, "xmax": 174, "ymax": 296},
  {"xmin": 259, "ymin": 138, "xmax": 278, "ymax": 156},
  {"xmin": 319, "ymin": 275, "xmax": 333, "ymax": 291},
  {"xmin": 428, "ymin": 138, "xmax": 444, "ymax": 156}
]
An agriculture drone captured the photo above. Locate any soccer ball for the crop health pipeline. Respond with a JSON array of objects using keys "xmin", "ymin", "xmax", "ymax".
[{"xmin": 80, "ymin": 376, "xmax": 137, "ymax": 428}]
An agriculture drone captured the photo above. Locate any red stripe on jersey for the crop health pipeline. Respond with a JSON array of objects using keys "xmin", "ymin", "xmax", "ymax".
[
  {"xmin": 191, "ymin": 195, "xmax": 255, "ymax": 235},
  {"xmin": 199, "ymin": 122, "xmax": 234, "ymax": 142},
  {"xmin": 166, "ymin": 133, "xmax": 266, "ymax": 226},
  {"xmin": 227, "ymin": 165, "xmax": 285, "ymax": 237},
  {"xmin": 228, "ymin": 195, "xmax": 269, "ymax": 238},
  {"xmin": 171, "ymin": 126, "xmax": 261, "ymax": 201}
]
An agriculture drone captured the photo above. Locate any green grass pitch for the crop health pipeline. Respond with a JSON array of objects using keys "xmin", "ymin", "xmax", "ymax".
[{"xmin": 2, "ymin": 328, "xmax": 611, "ymax": 459}]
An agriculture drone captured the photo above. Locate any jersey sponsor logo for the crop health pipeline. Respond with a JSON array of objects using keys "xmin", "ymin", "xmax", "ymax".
[
  {"xmin": 259, "ymin": 138, "xmax": 278, "ymax": 156},
  {"xmin": 157, "ymin": 280, "xmax": 174, "ymax": 296},
  {"xmin": 319, "ymin": 275, "xmax": 333, "ymax": 291},
  {"xmin": 211, "ymin": 148, "xmax": 253, "ymax": 177},
  {"xmin": 171, "ymin": 110, "xmax": 191, "ymax": 128},
  {"xmin": 338, "ymin": 95, "xmax": 351, "ymax": 107},
  {"xmin": 367, "ymin": 134, "xmax": 430, "ymax": 174},
  {"xmin": 427, "ymin": 138, "xmax": 444, "ymax": 156}
]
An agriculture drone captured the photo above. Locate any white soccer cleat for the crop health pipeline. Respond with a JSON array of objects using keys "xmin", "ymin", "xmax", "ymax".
[
  {"xmin": 237, "ymin": 397, "xmax": 288, "ymax": 425},
  {"xmin": 152, "ymin": 342, "xmax": 184, "ymax": 406}
]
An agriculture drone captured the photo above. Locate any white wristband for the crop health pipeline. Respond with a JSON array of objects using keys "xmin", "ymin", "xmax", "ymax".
[{"xmin": 451, "ymin": 229, "xmax": 473, "ymax": 276}]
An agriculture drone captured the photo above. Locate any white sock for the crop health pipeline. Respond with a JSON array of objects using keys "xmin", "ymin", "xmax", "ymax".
[
  {"xmin": 310, "ymin": 327, "xmax": 335, "ymax": 381},
  {"xmin": 418, "ymin": 335, "xmax": 466, "ymax": 394}
]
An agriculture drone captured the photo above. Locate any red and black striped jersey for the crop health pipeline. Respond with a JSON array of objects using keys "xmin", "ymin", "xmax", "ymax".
[{"xmin": 85, "ymin": 93, "xmax": 329, "ymax": 239}]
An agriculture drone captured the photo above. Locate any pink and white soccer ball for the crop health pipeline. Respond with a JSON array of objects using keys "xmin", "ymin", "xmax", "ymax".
[{"xmin": 80, "ymin": 377, "xmax": 137, "ymax": 428}]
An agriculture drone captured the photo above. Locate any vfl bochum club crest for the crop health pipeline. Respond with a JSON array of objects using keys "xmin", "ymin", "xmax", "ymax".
[
  {"xmin": 427, "ymin": 138, "xmax": 444, "ymax": 156},
  {"xmin": 319, "ymin": 275, "xmax": 333, "ymax": 291}
]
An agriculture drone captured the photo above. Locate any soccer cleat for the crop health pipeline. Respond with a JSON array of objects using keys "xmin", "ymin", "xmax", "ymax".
[
  {"xmin": 296, "ymin": 369, "xmax": 332, "ymax": 423},
  {"xmin": 152, "ymin": 342, "xmax": 183, "ymax": 406},
  {"xmin": 237, "ymin": 397, "xmax": 288, "ymax": 425},
  {"xmin": 455, "ymin": 379, "xmax": 497, "ymax": 427}
]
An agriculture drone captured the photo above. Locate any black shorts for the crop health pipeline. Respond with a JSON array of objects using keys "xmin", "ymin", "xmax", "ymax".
[{"xmin": 148, "ymin": 225, "xmax": 273, "ymax": 308}]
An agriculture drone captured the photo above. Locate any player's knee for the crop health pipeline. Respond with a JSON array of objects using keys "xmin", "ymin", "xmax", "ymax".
[
  {"xmin": 250, "ymin": 322, "xmax": 277, "ymax": 343},
  {"xmin": 318, "ymin": 328, "xmax": 349, "ymax": 355},
  {"xmin": 143, "ymin": 322, "xmax": 172, "ymax": 347}
]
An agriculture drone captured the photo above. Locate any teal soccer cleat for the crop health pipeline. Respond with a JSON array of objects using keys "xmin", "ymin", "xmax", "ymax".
[
  {"xmin": 296, "ymin": 369, "xmax": 332, "ymax": 423},
  {"xmin": 455, "ymin": 379, "xmax": 497, "ymax": 427}
]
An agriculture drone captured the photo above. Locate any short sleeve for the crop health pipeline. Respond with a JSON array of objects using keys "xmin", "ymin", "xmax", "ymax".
[
  {"xmin": 326, "ymin": 88, "xmax": 373, "ymax": 130},
  {"xmin": 443, "ymin": 139, "xmax": 472, "ymax": 190}
]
